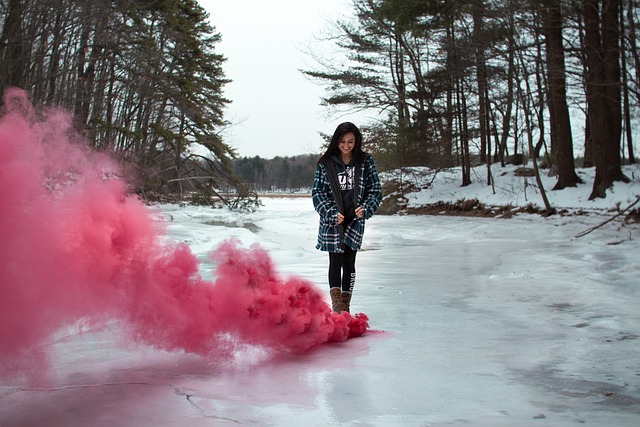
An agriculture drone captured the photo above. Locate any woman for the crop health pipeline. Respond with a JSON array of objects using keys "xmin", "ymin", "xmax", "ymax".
[{"xmin": 312, "ymin": 122, "xmax": 382, "ymax": 313}]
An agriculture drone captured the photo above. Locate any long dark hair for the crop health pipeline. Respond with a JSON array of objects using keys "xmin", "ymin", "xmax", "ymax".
[{"xmin": 318, "ymin": 122, "xmax": 367, "ymax": 165}]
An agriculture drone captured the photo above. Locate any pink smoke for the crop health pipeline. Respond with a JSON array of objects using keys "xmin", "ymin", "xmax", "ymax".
[{"xmin": 0, "ymin": 88, "xmax": 368, "ymax": 379}]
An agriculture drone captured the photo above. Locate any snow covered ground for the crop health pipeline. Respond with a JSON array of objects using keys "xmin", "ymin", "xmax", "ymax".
[
  {"xmin": 382, "ymin": 164, "xmax": 640, "ymax": 215},
  {"xmin": 2, "ymin": 165, "xmax": 640, "ymax": 427}
]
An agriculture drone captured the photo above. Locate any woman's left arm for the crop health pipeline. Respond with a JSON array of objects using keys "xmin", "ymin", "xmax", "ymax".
[{"xmin": 360, "ymin": 156, "xmax": 382, "ymax": 220}]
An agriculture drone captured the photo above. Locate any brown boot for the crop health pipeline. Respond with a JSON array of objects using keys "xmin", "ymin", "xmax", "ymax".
[
  {"xmin": 341, "ymin": 292, "xmax": 352, "ymax": 313},
  {"xmin": 330, "ymin": 288, "xmax": 346, "ymax": 313}
]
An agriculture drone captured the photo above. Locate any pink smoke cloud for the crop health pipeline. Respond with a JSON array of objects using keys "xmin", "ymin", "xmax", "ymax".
[{"xmin": 0, "ymin": 88, "xmax": 368, "ymax": 381}]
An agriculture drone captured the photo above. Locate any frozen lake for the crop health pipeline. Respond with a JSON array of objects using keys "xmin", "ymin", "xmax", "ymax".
[{"xmin": 2, "ymin": 197, "xmax": 639, "ymax": 426}]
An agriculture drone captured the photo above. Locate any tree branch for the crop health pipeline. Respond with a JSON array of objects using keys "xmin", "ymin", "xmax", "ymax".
[{"xmin": 575, "ymin": 195, "xmax": 640, "ymax": 238}]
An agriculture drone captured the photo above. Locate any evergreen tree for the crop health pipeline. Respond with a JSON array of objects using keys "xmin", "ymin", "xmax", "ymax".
[{"xmin": 0, "ymin": 0, "xmax": 236, "ymax": 203}]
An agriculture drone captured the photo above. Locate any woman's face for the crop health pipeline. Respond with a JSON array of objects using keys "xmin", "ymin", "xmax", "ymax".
[{"xmin": 338, "ymin": 132, "xmax": 356, "ymax": 158}]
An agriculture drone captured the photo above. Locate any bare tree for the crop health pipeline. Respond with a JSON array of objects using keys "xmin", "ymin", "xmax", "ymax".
[
  {"xmin": 539, "ymin": 0, "xmax": 582, "ymax": 189},
  {"xmin": 583, "ymin": 0, "xmax": 629, "ymax": 199}
]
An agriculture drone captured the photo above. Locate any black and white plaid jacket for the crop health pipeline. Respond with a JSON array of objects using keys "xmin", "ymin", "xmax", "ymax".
[{"xmin": 312, "ymin": 155, "xmax": 382, "ymax": 252}]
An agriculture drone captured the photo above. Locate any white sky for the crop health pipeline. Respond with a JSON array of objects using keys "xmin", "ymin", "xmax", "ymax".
[{"xmin": 199, "ymin": 0, "xmax": 360, "ymax": 159}]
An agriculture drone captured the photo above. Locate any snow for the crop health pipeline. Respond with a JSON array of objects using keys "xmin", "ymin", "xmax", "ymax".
[
  {"xmin": 2, "ymin": 164, "xmax": 640, "ymax": 426},
  {"xmin": 383, "ymin": 164, "xmax": 640, "ymax": 213}
]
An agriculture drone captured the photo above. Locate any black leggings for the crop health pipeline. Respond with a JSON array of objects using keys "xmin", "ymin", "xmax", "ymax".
[{"xmin": 328, "ymin": 247, "xmax": 357, "ymax": 292}]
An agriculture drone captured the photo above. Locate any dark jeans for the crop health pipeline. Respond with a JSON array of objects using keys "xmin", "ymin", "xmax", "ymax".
[{"xmin": 328, "ymin": 246, "xmax": 357, "ymax": 292}]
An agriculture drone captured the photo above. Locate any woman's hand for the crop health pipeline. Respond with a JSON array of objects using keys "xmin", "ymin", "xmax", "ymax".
[
  {"xmin": 355, "ymin": 206, "xmax": 364, "ymax": 219},
  {"xmin": 337, "ymin": 212, "xmax": 344, "ymax": 224}
]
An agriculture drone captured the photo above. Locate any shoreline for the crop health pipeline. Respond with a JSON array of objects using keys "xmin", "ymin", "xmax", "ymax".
[{"xmin": 258, "ymin": 193, "xmax": 311, "ymax": 198}]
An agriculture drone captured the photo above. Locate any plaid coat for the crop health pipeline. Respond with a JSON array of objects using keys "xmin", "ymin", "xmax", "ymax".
[{"xmin": 312, "ymin": 155, "xmax": 382, "ymax": 252}]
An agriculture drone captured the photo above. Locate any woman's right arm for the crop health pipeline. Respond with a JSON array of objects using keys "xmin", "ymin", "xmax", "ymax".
[{"xmin": 312, "ymin": 164, "xmax": 337, "ymax": 222}]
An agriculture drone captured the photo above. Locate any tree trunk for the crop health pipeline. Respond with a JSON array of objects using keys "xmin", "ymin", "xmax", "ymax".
[
  {"xmin": 0, "ymin": 0, "xmax": 26, "ymax": 88},
  {"xmin": 498, "ymin": 19, "xmax": 515, "ymax": 166},
  {"xmin": 74, "ymin": 23, "xmax": 91, "ymax": 126},
  {"xmin": 47, "ymin": 10, "xmax": 65, "ymax": 103},
  {"xmin": 485, "ymin": 87, "xmax": 493, "ymax": 186},
  {"xmin": 575, "ymin": 8, "xmax": 595, "ymax": 167},
  {"xmin": 583, "ymin": 0, "xmax": 629, "ymax": 199},
  {"xmin": 516, "ymin": 39, "xmax": 554, "ymax": 214},
  {"xmin": 533, "ymin": 14, "xmax": 550, "ymax": 165},
  {"xmin": 626, "ymin": 0, "xmax": 640, "ymax": 87},
  {"xmin": 460, "ymin": 82, "xmax": 472, "ymax": 187},
  {"xmin": 541, "ymin": 0, "xmax": 581, "ymax": 189},
  {"xmin": 445, "ymin": 25, "xmax": 455, "ymax": 167},
  {"xmin": 621, "ymin": 1, "xmax": 636, "ymax": 163},
  {"xmin": 473, "ymin": 0, "xmax": 488, "ymax": 165}
]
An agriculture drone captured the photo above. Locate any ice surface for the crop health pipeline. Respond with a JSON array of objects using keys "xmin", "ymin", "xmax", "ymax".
[{"xmin": 2, "ymin": 196, "xmax": 639, "ymax": 426}]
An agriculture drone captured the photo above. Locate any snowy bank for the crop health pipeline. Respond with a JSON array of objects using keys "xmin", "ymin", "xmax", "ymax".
[{"xmin": 379, "ymin": 164, "xmax": 640, "ymax": 218}]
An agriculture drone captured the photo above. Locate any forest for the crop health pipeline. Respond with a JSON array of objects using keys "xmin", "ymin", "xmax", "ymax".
[
  {"xmin": 0, "ymin": 0, "xmax": 236, "ymax": 203},
  {"xmin": 304, "ymin": 0, "xmax": 638, "ymax": 202},
  {"xmin": 0, "ymin": 0, "xmax": 638, "ymax": 204},
  {"xmin": 232, "ymin": 155, "xmax": 318, "ymax": 193}
]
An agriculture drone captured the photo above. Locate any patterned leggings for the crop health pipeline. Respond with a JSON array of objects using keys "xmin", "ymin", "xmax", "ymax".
[{"xmin": 328, "ymin": 246, "xmax": 357, "ymax": 292}]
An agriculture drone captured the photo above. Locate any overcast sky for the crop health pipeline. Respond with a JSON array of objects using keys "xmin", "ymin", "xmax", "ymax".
[{"xmin": 199, "ymin": 0, "xmax": 370, "ymax": 159}]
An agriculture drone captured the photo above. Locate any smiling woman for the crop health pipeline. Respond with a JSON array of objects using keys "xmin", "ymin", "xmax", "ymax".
[
  {"xmin": 198, "ymin": 0, "xmax": 357, "ymax": 159},
  {"xmin": 312, "ymin": 122, "xmax": 383, "ymax": 313}
]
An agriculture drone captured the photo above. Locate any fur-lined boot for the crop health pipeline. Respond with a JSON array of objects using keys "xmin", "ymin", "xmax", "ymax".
[
  {"xmin": 341, "ymin": 291, "xmax": 352, "ymax": 313},
  {"xmin": 330, "ymin": 287, "xmax": 347, "ymax": 313}
]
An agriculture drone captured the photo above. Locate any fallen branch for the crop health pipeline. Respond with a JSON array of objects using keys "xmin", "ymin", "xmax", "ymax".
[{"xmin": 575, "ymin": 195, "xmax": 640, "ymax": 238}]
